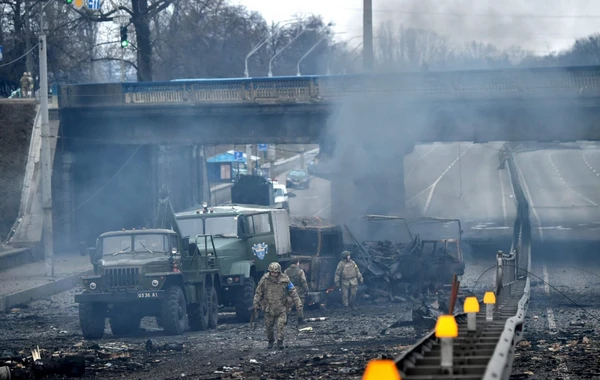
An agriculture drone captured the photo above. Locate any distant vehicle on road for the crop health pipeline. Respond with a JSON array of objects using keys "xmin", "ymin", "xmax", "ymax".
[
  {"xmin": 273, "ymin": 182, "xmax": 290, "ymax": 212},
  {"xmin": 286, "ymin": 169, "xmax": 311, "ymax": 189}
]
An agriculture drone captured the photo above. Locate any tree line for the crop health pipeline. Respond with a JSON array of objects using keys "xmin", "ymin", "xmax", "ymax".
[{"xmin": 1, "ymin": 0, "xmax": 600, "ymax": 96}]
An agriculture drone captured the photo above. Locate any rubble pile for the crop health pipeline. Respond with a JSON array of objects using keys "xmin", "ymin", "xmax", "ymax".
[
  {"xmin": 0, "ymin": 340, "xmax": 188, "ymax": 379},
  {"xmin": 352, "ymin": 238, "xmax": 464, "ymax": 297}
]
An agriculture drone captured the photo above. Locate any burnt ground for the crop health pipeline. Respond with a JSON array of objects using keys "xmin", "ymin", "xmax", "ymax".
[
  {"xmin": 0, "ymin": 100, "xmax": 37, "ymax": 240},
  {"xmin": 511, "ymin": 260, "xmax": 600, "ymax": 379},
  {"xmin": 0, "ymin": 259, "xmax": 497, "ymax": 380}
]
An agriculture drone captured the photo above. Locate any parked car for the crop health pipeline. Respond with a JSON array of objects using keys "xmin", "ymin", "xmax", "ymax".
[{"xmin": 286, "ymin": 169, "xmax": 311, "ymax": 189}]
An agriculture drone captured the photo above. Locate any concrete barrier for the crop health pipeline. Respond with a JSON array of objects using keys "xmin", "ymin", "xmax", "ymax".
[
  {"xmin": 0, "ymin": 269, "xmax": 93, "ymax": 312},
  {"xmin": 209, "ymin": 148, "xmax": 319, "ymax": 205}
]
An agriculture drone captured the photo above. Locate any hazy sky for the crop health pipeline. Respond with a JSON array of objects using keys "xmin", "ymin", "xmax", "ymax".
[{"xmin": 234, "ymin": 0, "xmax": 600, "ymax": 54}]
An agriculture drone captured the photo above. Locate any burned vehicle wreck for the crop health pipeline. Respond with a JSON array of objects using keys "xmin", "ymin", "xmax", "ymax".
[{"xmin": 287, "ymin": 215, "xmax": 465, "ymax": 306}]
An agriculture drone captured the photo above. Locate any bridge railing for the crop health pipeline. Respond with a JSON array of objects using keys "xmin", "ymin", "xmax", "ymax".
[{"xmin": 57, "ymin": 65, "xmax": 600, "ymax": 108}]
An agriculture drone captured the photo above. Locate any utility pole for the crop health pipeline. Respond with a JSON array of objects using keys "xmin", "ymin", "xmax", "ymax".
[
  {"xmin": 363, "ymin": 0, "xmax": 374, "ymax": 71},
  {"xmin": 39, "ymin": 6, "xmax": 54, "ymax": 277}
]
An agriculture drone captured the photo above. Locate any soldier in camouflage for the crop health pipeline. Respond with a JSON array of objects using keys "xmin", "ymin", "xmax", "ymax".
[
  {"xmin": 253, "ymin": 262, "xmax": 303, "ymax": 349},
  {"xmin": 284, "ymin": 260, "xmax": 309, "ymax": 314},
  {"xmin": 334, "ymin": 251, "xmax": 363, "ymax": 309}
]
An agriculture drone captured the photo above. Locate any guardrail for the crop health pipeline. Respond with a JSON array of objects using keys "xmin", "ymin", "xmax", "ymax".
[
  {"xmin": 57, "ymin": 65, "xmax": 600, "ymax": 108},
  {"xmin": 482, "ymin": 143, "xmax": 532, "ymax": 380},
  {"xmin": 393, "ymin": 142, "xmax": 531, "ymax": 379}
]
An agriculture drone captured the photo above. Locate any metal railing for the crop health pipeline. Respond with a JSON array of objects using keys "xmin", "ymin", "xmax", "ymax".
[
  {"xmin": 57, "ymin": 65, "xmax": 600, "ymax": 108},
  {"xmin": 393, "ymin": 143, "xmax": 531, "ymax": 379}
]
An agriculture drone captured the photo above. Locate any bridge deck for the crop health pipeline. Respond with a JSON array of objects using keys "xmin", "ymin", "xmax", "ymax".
[{"xmin": 396, "ymin": 279, "xmax": 527, "ymax": 379}]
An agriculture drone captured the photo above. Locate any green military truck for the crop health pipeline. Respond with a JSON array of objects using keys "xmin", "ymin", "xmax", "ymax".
[
  {"xmin": 75, "ymin": 192, "xmax": 293, "ymax": 339},
  {"xmin": 175, "ymin": 204, "xmax": 292, "ymax": 322},
  {"xmin": 75, "ymin": 188, "xmax": 221, "ymax": 339}
]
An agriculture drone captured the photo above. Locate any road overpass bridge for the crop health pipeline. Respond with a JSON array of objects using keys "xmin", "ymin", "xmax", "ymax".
[
  {"xmin": 57, "ymin": 65, "xmax": 600, "ymax": 146},
  {"xmin": 48, "ymin": 65, "xmax": 600, "ymax": 247}
]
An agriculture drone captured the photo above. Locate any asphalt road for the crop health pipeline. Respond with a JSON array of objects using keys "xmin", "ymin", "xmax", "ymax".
[
  {"xmin": 276, "ymin": 170, "xmax": 331, "ymax": 219},
  {"xmin": 405, "ymin": 142, "xmax": 516, "ymax": 246},
  {"xmin": 513, "ymin": 144, "xmax": 600, "ymax": 244}
]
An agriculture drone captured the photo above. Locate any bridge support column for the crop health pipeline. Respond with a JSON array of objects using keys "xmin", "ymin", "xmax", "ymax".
[
  {"xmin": 60, "ymin": 152, "xmax": 75, "ymax": 249},
  {"xmin": 153, "ymin": 145, "xmax": 197, "ymax": 212},
  {"xmin": 330, "ymin": 155, "xmax": 405, "ymax": 224}
]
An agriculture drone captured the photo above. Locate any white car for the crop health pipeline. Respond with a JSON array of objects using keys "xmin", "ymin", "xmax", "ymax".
[{"xmin": 272, "ymin": 182, "xmax": 290, "ymax": 212}]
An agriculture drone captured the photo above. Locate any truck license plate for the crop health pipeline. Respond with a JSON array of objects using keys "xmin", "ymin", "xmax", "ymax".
[{"xmin": 137, "ymin": 292, "xmax": 159, "ymax": 298}]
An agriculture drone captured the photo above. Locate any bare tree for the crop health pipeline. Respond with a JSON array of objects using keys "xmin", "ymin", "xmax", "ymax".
[{"xmin": 76, "ymin": 0, "xmax": 177, "ymax": 81}]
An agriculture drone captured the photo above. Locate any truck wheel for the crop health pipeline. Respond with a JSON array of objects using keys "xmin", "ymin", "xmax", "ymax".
[
  {"xmin": 208, "ymin": 287, "xmax": 219, "ymax": 329},
  {"xmin": 110, "ymin": 312, "xmax": 141, "ymax": 336},
  {"xmin": 161, "ymin": 286, "xmax": 187, "ymax": 335},
  {"xmin": 188, "ymin": 303, "xmax": 209, "ymax": 331},
  {"xmin": 235, "ymin": 277, "xmax": 256, "ymax": 323},
  {"xmin": 79, "ymin": 303, "xmax": 106, "ymax": 339}
]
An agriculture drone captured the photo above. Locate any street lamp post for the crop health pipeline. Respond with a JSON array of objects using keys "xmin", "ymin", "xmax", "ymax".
[
  {"xmin": 244, "ymin": 19, "xmax": 295, "ymax": 78},
  {"xmin": 39, "ymin": 0, "xmax": 56, "ymax": 277},
  {"xmin": 296, "ymin": 37, "xmax": 325, "ymax": 77},
  {"xmin": 268, "ymin": 27, "xmax": 314, "ymax": 77},
  {"xmin": 296, "ymin": 32, "xmax": 344, "ymax": 77}
]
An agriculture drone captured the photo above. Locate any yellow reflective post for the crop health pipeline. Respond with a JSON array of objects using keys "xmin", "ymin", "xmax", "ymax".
[
  {"xmin": 362, "ymin": 359, "xmax": 401, "ymax": 380},
  {"xmin": 435, "ymin": 315, "xmax": 458, "ymax": 370},
  {"xmin": 483, "ymin": 291, "xmax": 496, "ymax": 321},
  {"xmin": 463, "ymin": 296, "xmax": 480, "ymax": 332}
]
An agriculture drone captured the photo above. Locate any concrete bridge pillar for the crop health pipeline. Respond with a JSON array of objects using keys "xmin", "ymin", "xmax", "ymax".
[
  {"xmin": 59, "ymin": 152, "xmax": 75, "ymax": 249},
  {"xmin": 152, "ymin": 144, "xmax": 204, "ymax": 212}
]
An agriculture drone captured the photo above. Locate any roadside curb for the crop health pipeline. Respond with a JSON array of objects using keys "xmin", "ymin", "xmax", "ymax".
[{"xmin": 0, "ymin": 269, "xmax": 92, "ymax": 313}]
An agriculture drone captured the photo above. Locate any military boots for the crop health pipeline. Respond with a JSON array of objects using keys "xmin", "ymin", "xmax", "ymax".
[
  {"xmin": 277, "ymin": 340, "xmax": 284, "ymax": 349},
  {"xmin": 267, "ymin": 340, "xmax": 274, "ymax": 349}
]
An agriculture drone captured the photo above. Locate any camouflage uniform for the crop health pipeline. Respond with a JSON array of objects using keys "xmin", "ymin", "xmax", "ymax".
[
  {"xmin": 334, "ymin": 251, "xmax": 363, "ymax": 308},
  {"xmin": 253, "ymin": 262, "xmax": 303, "ymax": 349},
  {"xmin": 20, "ymin": 73, "xmax": 29, "ymax": 98},
  {"xmin": 284, "ymin": 263, "xmax": 309, "ymax": 313}
]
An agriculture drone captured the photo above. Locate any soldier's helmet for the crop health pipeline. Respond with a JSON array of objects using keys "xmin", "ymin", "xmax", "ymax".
[
  {"xmin": 340, "ymin": 251, "xmax": 351, "ymax": 260},
  {"xmin": 268, "ymin": 262, "xmax": 282, "ymax": 273}
]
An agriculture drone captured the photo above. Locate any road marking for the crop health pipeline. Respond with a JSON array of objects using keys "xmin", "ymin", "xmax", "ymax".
[
  {"xmin": 407, "ymin": 144, "xmax": 472, "ymax": 207},
  {"xmin": 548, "ymin": 153, "xmax": 598, "ymax": 207},
  {"xmin": 405, "ymin": 144, "xmax": 440, "ymax": 175},
  {"xmin": 543, "ymin": 264, "xmax": 557, "ymax": 333},
  {"xmin": 582, "ymin": 152, "xmax": 600, "ymax": 177},
  {"xmin": 498, "ymin": 169, "xmax": 508, "ymax": 225},
  {"xmin": 422, "ymin": 144, "xmax": 473, "ymax": 213},
  {"xmin": 313, "ymin": 203, "xmax": 331, "ymax": 217}
]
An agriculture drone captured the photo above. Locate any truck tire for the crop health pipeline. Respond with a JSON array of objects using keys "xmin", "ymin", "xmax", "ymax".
[
  {"xmin": 235, "ymin": 277, "xmax": 256, "ymax": 323},
  {"xmin": 110, "ymin": 311, "xmax": 141, "ymax": 336},
  {"xmin": 79, "ymin": 303, "xmax": 106, "ymax": 339},
  {"xmin": 208, "ymin": 287, "xmax": 219, "ymax": 329},
  {"xmin": 161, "ymin": 286, "xmax": 187, "ymax": 335},
  {"xmin": 188, "ymin": 304, "xmax": 209, "ymax": 331}
]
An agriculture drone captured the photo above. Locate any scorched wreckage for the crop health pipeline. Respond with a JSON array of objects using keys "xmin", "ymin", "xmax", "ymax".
[{"xmin": 75, "ymin": 179, "xmax": 465, "ymax": 340}]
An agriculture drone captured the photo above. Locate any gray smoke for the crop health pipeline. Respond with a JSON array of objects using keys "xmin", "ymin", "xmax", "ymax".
[{"xmin": 350, "ymin": 0, "xmax": 600, "ymax": 53}]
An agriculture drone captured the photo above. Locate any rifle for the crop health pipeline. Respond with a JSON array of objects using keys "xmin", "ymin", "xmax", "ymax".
[{"xmin": 248, "ymin": 306, "xmax": 259, "ymax": 330}]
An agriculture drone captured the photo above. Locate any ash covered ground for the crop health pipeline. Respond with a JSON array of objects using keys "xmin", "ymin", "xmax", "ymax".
[
  {"xmin": 0, "ymin": 260, "xmax": 496, "ymax": 380},
  {"xmin": 511, "ymin": 258, "xmax": 600, "ymax": 380}
]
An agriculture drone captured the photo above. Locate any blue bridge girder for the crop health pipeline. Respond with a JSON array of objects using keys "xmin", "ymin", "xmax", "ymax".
[{"xmin": 57, "ymin": 65, "xmax": 600, "ymax": 145}]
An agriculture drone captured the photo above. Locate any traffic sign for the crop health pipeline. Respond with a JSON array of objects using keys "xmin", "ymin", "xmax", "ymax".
[
  {"xmin": 73, "ymin": 0, "xmax": 84, "ymax": 9},
  {"xmin": 233, "ymin": 151, "xmax": 243, "ymax": 161},
  {"xmin": 87, "ymin": 0, "xmax": 101, "ymax": 10},
  {"xmin": 258, "ymin": 144, "xmax": 268, "ymax": 152},
  {"xmin": 0, "ymin": 46, "xmax": 3, "ymax": 61}
]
